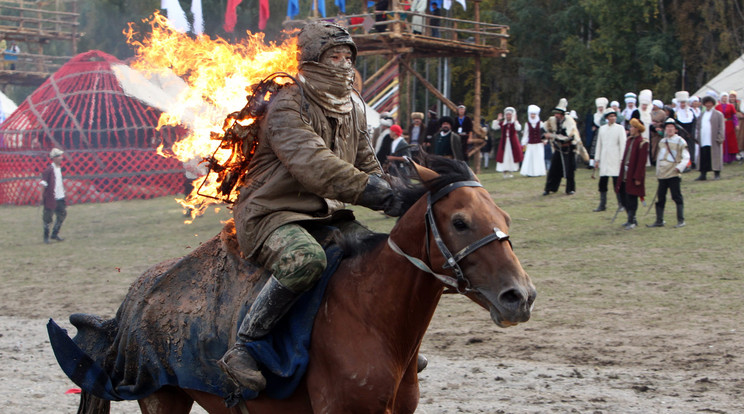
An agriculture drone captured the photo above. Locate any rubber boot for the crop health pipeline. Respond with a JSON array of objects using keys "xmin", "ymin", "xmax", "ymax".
[
  {"xmin": 714, "ymin": 171, "xmax": 721, "ymax": 180},
  {"xmin": 615, "ymin": 192, "xmax": 625, "ymax": 212},
  {"xmin": 674, "ymin": 204, "xmax": 685, "ymax": 228},
  {"xmin": 593, "ymin": 192, "xmax": 607, "ymax": 212},
  {"xmin": 43, "ymin": 226, "xmax": 50, "ymax": 244},
  {"xmin": 624, "ymin": 210, "xmax": 637, "ymax": 229},
  {"xmin": 51, "ymin": 222, "xmax": 64, "ymax": 241},
  {"xmin": 646, "ymin": 205, "xmax": 665, "ymax": 227},
  {"xmin": 694, "ymin": 172, "xmax": 706, "ymax": 181},
  {"xmin": 219, "ymin": 276, "xmax": 299, "ymax": 392}
]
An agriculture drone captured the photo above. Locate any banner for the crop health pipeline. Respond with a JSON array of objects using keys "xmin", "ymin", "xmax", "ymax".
[{"xmin": 259, "ymin": 0, "xmax": 270, "ymax": 30}]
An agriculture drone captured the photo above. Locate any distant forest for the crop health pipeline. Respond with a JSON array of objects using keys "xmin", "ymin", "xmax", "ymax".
[{"xmin": 74, "ymin": 0, "xmax": 744, "ymax": 119}]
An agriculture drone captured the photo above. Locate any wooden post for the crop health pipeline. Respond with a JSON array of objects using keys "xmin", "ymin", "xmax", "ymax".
[
  {"xmin": 398, "ymin": 57, "xmax": 458, "ymax": 114},
  {"xmin": 392, "ymin": 0, "xmax": 401, "ymax": 36}
]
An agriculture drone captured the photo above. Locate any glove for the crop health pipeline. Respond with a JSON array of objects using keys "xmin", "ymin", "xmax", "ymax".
[{"xmin": 356, "ymin": 174, "xmax": 404, "ymax": 217}]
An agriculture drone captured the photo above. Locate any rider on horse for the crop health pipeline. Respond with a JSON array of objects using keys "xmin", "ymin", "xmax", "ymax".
[{"xmin": 218, "ymin": 21, "xmax": 405, "ymax": 393}]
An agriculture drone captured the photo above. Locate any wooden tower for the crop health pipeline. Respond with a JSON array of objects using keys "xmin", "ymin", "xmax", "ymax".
[
  {"xmin": 285, "ymin": 0, "xmax": 509, "ymax": 136},
  {"xmin": 0, "ymin": 0, "xmax": 80, "ymax": 87}
]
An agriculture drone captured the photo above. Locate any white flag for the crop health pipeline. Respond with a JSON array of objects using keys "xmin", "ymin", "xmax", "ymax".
[
  {"xmin": 191, "ymin": 0, "xmax": 204, "ymax": 35},
  {"xmin": 161, "ymin": 0, "xmax": 190, "ymax": 33},
  {"xmin": 443, "ymin": 0, "xmax": 466, "ymax": 10}
]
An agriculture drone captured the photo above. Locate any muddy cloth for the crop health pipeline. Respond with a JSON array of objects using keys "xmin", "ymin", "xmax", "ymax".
[{"xmin": 47, "ymin": 228, "xmax": 344, "ymax": 404}]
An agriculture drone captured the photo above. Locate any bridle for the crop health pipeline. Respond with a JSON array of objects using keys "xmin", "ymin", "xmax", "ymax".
[{"xmin": 387, "ymin": 180, "xmax": 512, "ymax": 294}]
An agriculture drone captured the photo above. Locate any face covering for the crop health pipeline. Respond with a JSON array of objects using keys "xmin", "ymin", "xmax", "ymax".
[{"xmin": 298, "ymin": 61, "xmax": 355, "ymax": 114}]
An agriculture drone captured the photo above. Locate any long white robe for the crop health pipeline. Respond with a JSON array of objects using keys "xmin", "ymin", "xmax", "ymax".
[{"xmin": 519, "ymin": 121, "xmax": 546, "ymax": 176}]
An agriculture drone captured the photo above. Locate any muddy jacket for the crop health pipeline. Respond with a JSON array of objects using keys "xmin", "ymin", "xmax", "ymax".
[{"xmin": 234, "ymin": 84, "xmax": 381, "ymax": 259}]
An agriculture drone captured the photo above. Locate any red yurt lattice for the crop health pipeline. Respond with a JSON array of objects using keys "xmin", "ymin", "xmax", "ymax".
[{"xmin": 0, "ymin": 50, "xmax": 187, "ymax": 206}]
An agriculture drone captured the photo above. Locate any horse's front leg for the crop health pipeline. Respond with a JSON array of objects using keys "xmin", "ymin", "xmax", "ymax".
[{"xmin": 393, "ymin": 355, "xmax": 421, "ymax": 413}]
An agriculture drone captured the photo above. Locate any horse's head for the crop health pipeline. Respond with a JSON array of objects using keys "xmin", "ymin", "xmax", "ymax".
[{"xmin": 387, "ymin": 155, "xmax": 536, "ymax": 327}]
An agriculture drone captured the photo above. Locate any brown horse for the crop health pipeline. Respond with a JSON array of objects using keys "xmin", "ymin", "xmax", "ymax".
[{"xmin": 66, "ymin": 157, "xmax": 536, "ymax": 414}]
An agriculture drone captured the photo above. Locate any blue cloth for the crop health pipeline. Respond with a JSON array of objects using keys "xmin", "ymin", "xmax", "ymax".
[
  {"xmin": 287, "ymin": 0, "xmax": 300, "ymax": 18},
  {"xmin": 314, "ymin": 0, "xmax": 326, "ymax": 17},
  {"xmin": 48, "ymin": 243, "xmax": 344, "ymax": 404},
  {"xmin": 335, "ymin": 0, "xmax": 346, "ymax": 13}
]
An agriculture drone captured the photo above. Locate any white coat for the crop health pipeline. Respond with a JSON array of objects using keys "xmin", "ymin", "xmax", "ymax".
[{"xmin": 594, "ymin": 123, "xmax": 626, "ymax": 177}]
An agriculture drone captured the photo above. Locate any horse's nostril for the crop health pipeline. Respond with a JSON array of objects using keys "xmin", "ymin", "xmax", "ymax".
[{"xmin": 499, "ymin": 288, "xmax": 524, "ymax": 308}]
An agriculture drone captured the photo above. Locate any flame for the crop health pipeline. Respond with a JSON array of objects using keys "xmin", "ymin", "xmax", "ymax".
[{"xmin": 125, "ymin": 12, "xmax": 299, "ymax": 222}]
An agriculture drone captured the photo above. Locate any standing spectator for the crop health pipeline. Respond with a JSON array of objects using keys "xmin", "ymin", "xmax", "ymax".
[
  {"xmin": 424, "ymin": 108, "xmax": 439, "ymax": 150},
  {"xmin": 373, "ymin": 0, "xmax": 389, "ymax": 33},
  {"xmin": 694, "ymin": 96, "xmax": 725, "ymax": 181},
  {"xmin": 543, "ymin": 98, "xmax": 581, "ymax": 195},
  {"xmin": 674, "ymin": 91, "xmax": 696, "ymax": 170},
  {"xmin": 621, "ymin": 92, "xmax": 637, "ymax": 129},
  {"xmin": 5, "ymin": 41, "xmax": 19, "ymax": 70},
  {"xmin": 610, "ymin": 100, "xmax": 625, "ymax": 125},
  {"xmin": 519, "ymin": 104, "xmax": 546, "ymax": 177},
  {"xmin": 429, "ymin": 1, "xmax": 441, "ymax": 37},
  {"xmin": 649, "ymin": 99, "xmax": 667, "ymax": 165},
  {"xmin": 479, "ymin": 118, "xmax": 493, "ymax": 169},
  {"xmin": 616, "ymin": 119, "xmax": 648, "ymax": 229},
  {"xmin": 647, "ymin": 119, "xmax": 690, "ymax": 228},
  {"xmin": 430, "ymin": 116, "xmax": 461, "ymax": 159},
  {"xmin": 453, "ymin": 104, "xmax": 473, "ymax": 161},
  {"xmin": 732, "ymin": 91, "xmax": 744, "ymax": 161},
  {"xmin": 411, "ymin": 0, "xmax": 427, "ymax": 34},
  {"xmin": 39, "ymin": 148, "xmax": 67, "ymax": 243},
  {"xmin": 690, "ymin": 96, "xmax": 702, "ymax": 118},
  {"xmin": 372, "ymin": 111, "xmax": 393, "ymax": 154},
  {"xmin": 715, "ymin": 92, "xmax": 740, "ymax": 164},
  {"xmin": 407, "ymin": 112, "xmax": 424, "ymax": 145},
  {"xmin": 376, "ymin": 124, "xmax": 404, "ymax": 165},
  {"xmin": 492, "ymin": 107, "xmax": 522, "ymax": 178},
  {"xmin": 588, "ymin": 97, "xmax": 608, "ymax": 168},
  {"xmin": 592, "ymin": 109, "xmax": 626, "ymax": 212}
]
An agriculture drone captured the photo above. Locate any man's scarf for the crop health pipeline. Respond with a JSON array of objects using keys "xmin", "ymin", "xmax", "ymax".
[{"xmin": 298, "ymin": 62, "xmax": 355, "ymax": 114}]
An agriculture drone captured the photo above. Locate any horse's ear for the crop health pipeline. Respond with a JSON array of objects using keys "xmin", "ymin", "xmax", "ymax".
[
  {"xmin": 468, "ymin": 167, "xmax": 481, "ymax": 183},
  {"xmin": 412, "ymin": 162, "xmax": 439, "ymax": 182}
]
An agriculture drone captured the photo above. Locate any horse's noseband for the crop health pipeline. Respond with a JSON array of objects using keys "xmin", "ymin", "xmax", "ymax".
[{"xmin": 387, "ymin": 180, "xmax": 512, "ymax": 293}]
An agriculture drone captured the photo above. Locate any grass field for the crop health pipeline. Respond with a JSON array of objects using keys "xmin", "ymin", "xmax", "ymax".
[{"xmin": 3, "ymin": 162, "xmax": 742, "ymax": 324}]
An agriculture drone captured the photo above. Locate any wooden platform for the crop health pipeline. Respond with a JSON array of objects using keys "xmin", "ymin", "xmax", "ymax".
[{"xmin": 0, "ymin": 0, "xmax": 79, "ymax": 87}]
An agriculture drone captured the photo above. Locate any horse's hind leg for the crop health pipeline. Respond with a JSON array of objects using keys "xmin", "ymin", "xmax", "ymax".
[{"xmin": 138, "ymin": 386, "xmax": 194, "ymax": 414}]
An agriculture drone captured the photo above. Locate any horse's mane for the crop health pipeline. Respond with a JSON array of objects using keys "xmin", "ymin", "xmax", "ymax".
[
  {"xmin": 338, "ymin": 153, "xmax": 474, "ymax": 257},
  {"xmin": 390, "ymin": 152, "xmax": 475, "ymax": 214}
]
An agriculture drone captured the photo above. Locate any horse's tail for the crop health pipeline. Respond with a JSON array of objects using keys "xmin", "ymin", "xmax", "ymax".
[{"xmin": 77, "ymin": 391, "xmax": 110, "ymax": 414}]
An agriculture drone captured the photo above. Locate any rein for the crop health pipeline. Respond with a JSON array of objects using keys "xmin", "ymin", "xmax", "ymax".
[{"xmin": 387, "ymin": 180, "xmax": 511, "ymax": 294}]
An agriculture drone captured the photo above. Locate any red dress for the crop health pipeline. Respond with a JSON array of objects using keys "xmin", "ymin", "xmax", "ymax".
[
  {"xmin": 715, "ymin": 102, "xmax": 739, "ymax": 162},
  {"xmin": 495, "ymin": 121, "xmax": 524, "ymax": 163}
]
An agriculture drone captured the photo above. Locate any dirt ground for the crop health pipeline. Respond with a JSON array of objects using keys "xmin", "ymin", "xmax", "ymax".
[
  {"xmin": 2, "ymin": 165, "xmax": 744, "ymax": 413},
  {"xmin": 1, "ymin": 294, "xmax": 742, "ymax": 413}
]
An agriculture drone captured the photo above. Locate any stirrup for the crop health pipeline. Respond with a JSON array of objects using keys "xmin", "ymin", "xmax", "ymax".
[{"xmin": 218, "ymin": 344, "xmax": 267, "ymax": 392}]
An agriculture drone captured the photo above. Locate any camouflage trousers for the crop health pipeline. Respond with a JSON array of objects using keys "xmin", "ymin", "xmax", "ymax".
[{"xmin": 256, "ymin": 220, "xmax": 369, "ymax": 293}]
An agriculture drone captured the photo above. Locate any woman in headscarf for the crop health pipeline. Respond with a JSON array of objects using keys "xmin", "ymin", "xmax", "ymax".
[
  {"xmin": 493, "ymin": 107, "xmax": 523, "ymax": 178},
  {"xmin": 519, "ymin": 105, "xmax": 547, "ymax": 177}
]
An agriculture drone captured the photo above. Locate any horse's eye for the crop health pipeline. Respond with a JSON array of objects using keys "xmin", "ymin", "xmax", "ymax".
[{"xmin": 452, "ymin": 218, "xmax": 468, "ymax": 231}]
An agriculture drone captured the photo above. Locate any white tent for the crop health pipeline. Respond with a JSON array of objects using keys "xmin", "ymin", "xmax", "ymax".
[
  {"xmin": 0, "ymin": 90, "xmax": 18, "ymax": 124},
  {"xmin": 694, "ymin": 54, "xmax": 744, "ymax": 106}
]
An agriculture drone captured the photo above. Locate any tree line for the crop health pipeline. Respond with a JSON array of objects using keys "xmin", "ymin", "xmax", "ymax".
[{"xmin": 77, "ymin": 0, "xmax": 744, "ymax": 120}]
